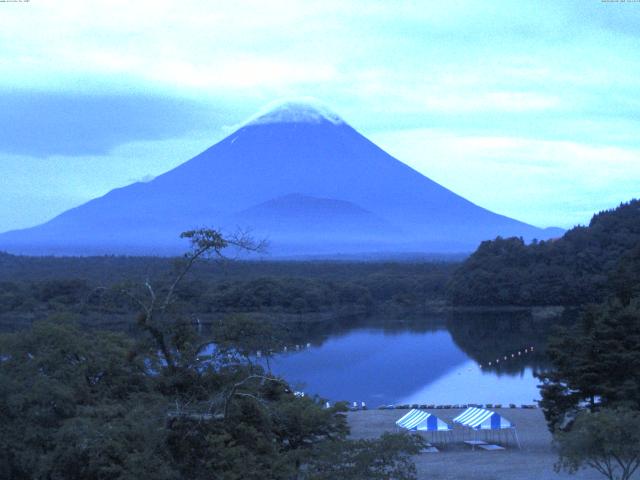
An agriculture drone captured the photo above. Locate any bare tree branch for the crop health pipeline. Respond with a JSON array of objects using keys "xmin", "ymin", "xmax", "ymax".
[{"xmin": 122, "ymin": 228, "xmax": 266, "ymax": 372}]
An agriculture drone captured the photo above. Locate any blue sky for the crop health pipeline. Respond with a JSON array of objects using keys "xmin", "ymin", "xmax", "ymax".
[{"xmin": 1, "ymin": 0, "xmax": 639, "ymax": 232}]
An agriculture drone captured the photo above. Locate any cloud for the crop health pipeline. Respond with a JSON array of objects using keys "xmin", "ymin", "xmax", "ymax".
[
  {"xmin": 128, "ymin": 174, "xmax": 155, "ymax": 184},
  {"xmin": 0, "ymin": 132, "xmax": 217, "ymax": 233},
  {"xmin": 0, "ymin": 89, "xmax": 241, "ymax": 156},
  {"xmin": 0, "ymin": 0, "xmax": 639, "ymax": 231},
  {"xmin": 423, "ymin": 91, "xmax": 560, "ymax": 113},
  {"xmin": 372, "ymin": 129, "xmax": 640, "ymax": 228}
]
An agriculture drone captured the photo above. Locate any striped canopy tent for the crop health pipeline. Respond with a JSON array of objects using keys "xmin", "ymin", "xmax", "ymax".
[
  {"xmin": 453, "ymin": 407, "xmax": 520, "ymax": 448},
  {"xmin": 396, "ymin": 409, "xmax": 452, "ymax": 432},
  {"xmin": 453, "ymin": 407, "xmax": 513, "ymax": 430}
]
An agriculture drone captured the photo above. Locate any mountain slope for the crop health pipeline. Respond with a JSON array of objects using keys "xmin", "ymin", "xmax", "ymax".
[{"xmin": 0, "ymin": 100, "xmax": 561, "ymax": 255}]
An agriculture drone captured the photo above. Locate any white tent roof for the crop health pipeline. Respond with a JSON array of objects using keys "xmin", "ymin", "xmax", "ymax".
[
  {"xmin": 396, "ymin": 409, "xmax": 452, "ymax": 432},
  {"xmin": 453, "ymin": 407, "xmax": 513, "ymax": 430}
]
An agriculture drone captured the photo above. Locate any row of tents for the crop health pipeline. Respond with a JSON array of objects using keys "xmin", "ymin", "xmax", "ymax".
[{"xmin": 395, "ymin": 407, "xmax": 520, "ymax": 448}]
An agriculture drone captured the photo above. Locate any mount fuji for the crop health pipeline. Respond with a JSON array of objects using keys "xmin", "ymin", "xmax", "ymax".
[{"xmin": 0, "ymin": 100, "xmax": 563, "ymax": 256}]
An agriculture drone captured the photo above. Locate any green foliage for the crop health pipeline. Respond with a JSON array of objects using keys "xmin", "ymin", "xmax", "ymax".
[
  {"xmin": 42, "ymin": 403, "xmax": 179, "ymax": 480},
  {"xmin": 609, "ymin": 245, "xmax": 640, "ymax": 307},
  {"xmin": 0, "ymin": 229, "xmax": 423, "ymax": 479},
  {"xmin": 212, "ymin": 314, "xmax": 287, "ymax": 362},
  {"xmin": 0, "ymin": 321, "xmax": 172, "ymax": 480},
  {"xmin": 1, "ymin": 318, "xmax": 405, "ymax": 479},
  {"xmin": 0, "ymin": 259, "xmax": 455, "ymax": 333},
  {"xmin": 555, "ymin": 408, "xmax": 640, "ymax": 480},
  {"xmin": 538, "ymin": 302, "xmax": 640, "ymax": 432},
  {"xmin": 269, "ymin": 397, "xmax": 350, "ymax": 450},
  {"xmin": 449, "ymin": 199, "xmax": 640, "ymax": 306},
  {"xmin": 303, "ymin": 432, "xmax": 423, "ymax": 480}
]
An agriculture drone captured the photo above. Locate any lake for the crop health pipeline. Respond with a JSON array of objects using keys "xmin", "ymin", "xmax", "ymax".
[{"xmin": 262, "ymin": 314, "xmax": 554, "ymax": 407}]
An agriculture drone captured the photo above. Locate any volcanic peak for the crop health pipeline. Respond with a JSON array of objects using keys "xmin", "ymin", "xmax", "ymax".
[{"xmin": 244, "ymin": 98, "xmax": 345, "ymax": 127}]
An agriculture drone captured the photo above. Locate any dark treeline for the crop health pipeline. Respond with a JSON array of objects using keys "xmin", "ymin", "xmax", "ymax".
[
  {"xmin": 448, "ymin": 199, "xmax": 640, "ymax": 306},
  {"xmin": 0, "ymin": 255, "xmax": 457, "ymax": 332},
  {"xmin": 0, "ymin": 252, "xmax": 458, "ymax": 284}
]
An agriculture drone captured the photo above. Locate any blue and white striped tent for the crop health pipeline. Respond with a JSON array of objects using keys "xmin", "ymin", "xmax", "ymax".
[
  {"xmin": 453, "ymin": 407, "xmax": 513, "ymax": 430},
  {"xmin": 453, "ymin": 407, "xmax": 520, "ymax": 448},
  {"xmin": 396, "ymin": 409, "xmax": 452, "ymax": 432}
]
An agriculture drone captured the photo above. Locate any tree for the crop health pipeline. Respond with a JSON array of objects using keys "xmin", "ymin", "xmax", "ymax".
[
  {"xmin": 0, "ymin": 229, "xmax": 424, "ymax": 479},
  {"xmin": 0, "ymin": 320, "xmax": 175, "ymax": 480},
  {"xmin": 303, "ymin": 432, "xmax": 423, "ymax": 480},
  {"xmin": 609, "ymin": 244, "xmax": 640, "ymax": 307},
  {"xmin": 124, "ymin": 228, "xmax": 266, "ymax": 373},
  {"xmin": 212, "ymin": 313, "xmax": 286, "ymax": 370},
  {"xmin": 448, "ymin": 199, "xmax": 640, "ymax": 307},
  {"xmin": 555, "ymin": 408, "xmax": 640, "ymax": 480},
  {"xmin": 538, "ymin": 302, "xmax": 640, "ymax": 432}
]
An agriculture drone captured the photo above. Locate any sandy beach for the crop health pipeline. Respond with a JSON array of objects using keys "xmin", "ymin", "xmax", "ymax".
[{"xmin": 347, "ymin": 408, "xmax": 610, "ymax": 480}]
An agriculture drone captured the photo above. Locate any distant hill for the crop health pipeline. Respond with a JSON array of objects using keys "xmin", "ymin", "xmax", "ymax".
[
  {"xmin": 0, "ymin": 100, "xmax": 562, "ymax": 256},
  {"xmin": 234, "ymin": 193, "xmax": 394, "ymax": 235},
  {"xmin": 229, "ymin": 194, "xmax": 401, "ymax": 254},
  {"xmin": 448, "ymin": 199, "xmax": 640, "ymax": 306}
]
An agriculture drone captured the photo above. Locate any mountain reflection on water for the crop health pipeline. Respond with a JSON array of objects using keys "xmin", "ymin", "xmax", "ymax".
[{"xmin": 261, "ymin": 310, "xmax": 575, "ymax": 407}]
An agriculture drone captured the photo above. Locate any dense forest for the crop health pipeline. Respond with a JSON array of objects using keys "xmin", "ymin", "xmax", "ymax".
[
  {"xmin": 448, "ymin": 199, "xmax": 640, "ymax": 306},
  {"xmin": 0, "ymin": 230, "xmax": 425, "ymax": 480},
  {"xmin": 0, "ymin": 254, "xmax": 456, "ymax": 335}
]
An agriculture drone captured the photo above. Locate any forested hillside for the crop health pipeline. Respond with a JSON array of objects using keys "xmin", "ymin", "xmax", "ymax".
[
  {"xmin": 0, "ymin": 256, "xmax": 456, "ymax": 333},
  {"xmin": 448, "ymin": 200, "xmax": 640, "ymax": 306}
]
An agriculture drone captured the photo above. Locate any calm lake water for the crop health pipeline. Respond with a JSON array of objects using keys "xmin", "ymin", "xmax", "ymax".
[{"xmin": 264, "ymin": 324, "xmax": 545, "ymax": 407}]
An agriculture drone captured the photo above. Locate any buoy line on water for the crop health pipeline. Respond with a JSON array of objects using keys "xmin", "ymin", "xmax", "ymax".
[{"xmin": 479, "ymin": 345, "xmax": 535, "ymax": 369}]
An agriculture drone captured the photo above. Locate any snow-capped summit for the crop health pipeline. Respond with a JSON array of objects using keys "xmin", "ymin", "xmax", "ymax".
[{"xmin": 244, "ymin": 98, "xmax": 345, "ymax": 126}]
